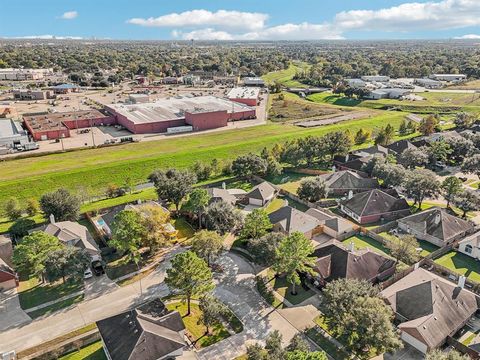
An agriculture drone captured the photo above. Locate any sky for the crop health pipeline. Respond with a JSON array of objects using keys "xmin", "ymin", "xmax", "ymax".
[{"xmin": 1, "ymin": 0, "xmax": 480, "ymax": 41}]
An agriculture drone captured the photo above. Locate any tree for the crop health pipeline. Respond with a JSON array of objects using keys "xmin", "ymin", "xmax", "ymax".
[
  {"xmin": 354, "ymin": 128, "xmax": 371, "ymax": 145},
  {"xmin": 372, "ymin": 162, "xmax": 406, "ymax": 188},
  {"xmin": 45, "ymin": 247, "xmax": 90, "ymax": 283},
  {"xmin": 323, "ymin": 131, "xmax": 352, "ymax": 161},
  {"xmin": 139, "ymin": 204, "xmax": 172, "ymax": 250},
  {"xmin": 165, "ymin": 251, "xmax": 215, "ymax": 315},
  {"xmin": 454, "ymin": 112, "xmax": 476, "ymax": 129},
  {"xmin": 110, "ymin": 210, "xmax": 145, "ymax": 261},
  {"xmin": 287, "ymin": 334, "xmax": 309, "ymax": 353},
  {"xmin": 265, "ymin": 330, "xmax": 285, "ymax": 360},
  {"xmin": 385, "ymin": 235, "xmax": 419, "ymax": 264},
  {"xmin": 374, "ymin": 124, "xmax": 395, "ymax": 146},
  {"xmin": 8, "ymin": 218, "xmax": 36, "ymax": 239},
  {"xmin": 204, "ymin": 200, "xmax": 244, "ymax": 235},
  {"xmin": 231, "ymin": 153, "xmax": 268, "ymax": 178},
  {"xmin": 13, "ymin": 231, "xmax": 62, "ymax": 282},
  {"xmin": 322, "ymin": 279, "xmax": 378, "ymax": 334},
  {"xmin": 4, "ymin": 197, "xmax": 22, "ymax": 221},
  {"xmin": 25, "ymin": 198, "xmax": 39, "ymax": 217},
  {"xmin": 462, "ymin": 154, "xmax": 480, "ymax": 179},
  {"xmin": 441, "ymin": 176, "xmax": 463, "ymax": 207},
  {"xmin": 426, "ymin": 142, "xmax": 452, "ymax": 168},
  {"xmin": 398, "ymin": 147, "xmax": 429, "ymax": 169},
  {"xmin": 453, "ymin": 189, "xmax": 480, "ymax": 218},
  {"xmin": 199, "ymin": 295, "xmax": 227, "ymax": 335},
  {"xmin": 297, "ymin": 177, "xmax": 328, "ymax": 202},
  {"xmin": 403, "ymin": 169, "xmax": 440, "ymax": 208},
  {"xmin": 149, "ymin": 169, "xmax": 197, "ymax": 210},
  {"xmin": 273, "ymin": 232, "xmax": 315, "ymax": 295},
  {"xmin": 191, "ymin": 161, "xmax": 212, "ymax": 181},
  {"xmin": 445, "ymin": 137, "xmax": 475, "ymax": 163},
  {"xmin": 246, "ymin": 344, "xmax": 265, "ymax": 360},
  {"xmin": 285, "ymin": 351, "xmax": 328, "ymax": 360},
  {"xmin": 266, "ymin": 156, "xmax": 283, "ymax": 177},
  {"xmin": 191, "ymin": 230, "xmax": 224, "ymax": 266},
  {"xmin": 123, "ymin": 176, "xmax": 135, "ymax": 194},
  {"xmin": 419, "ymin": 115, "xmax": 438, "ymax": 136},
  {"xmin": 40, "ymin": 188, "xmax": 81, "ymax": 221},
  {"xmin": 248, "ymin": 232, "xmax": 284, "ymax": 266},
  {"xmin": 182, "ymin": 188, "xmax": 211, "ymax": 228},
  {"xmin": 241, "ymin": 209, "xmax": 272, "ymax": 240},
  {"xmin": 425, "ymin": 350, "xmax": 470, "ymax": 360},
  {"xmin": 398, "ymin": 119, "xmax": 408, "ymax": 136}
]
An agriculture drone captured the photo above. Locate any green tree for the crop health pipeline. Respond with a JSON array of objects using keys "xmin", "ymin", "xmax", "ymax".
[
  {"xmin": 191, "ymin": 230, "xmax": 224, "ymax": 266},
  {"xmin": 205, "ymin": 200, "xmax": 244, "ymax": 235},
  {"xmin": 374, "ymin": 124, "xmax": 395, "ymax": 146},
  {"xmin": 323, "ymin": 131, "xmax": 353, "ymax": 161},
  {"xmin": 13, "ymin": 231, "xmax": 62, "ymax": 282},
  {"xmin": 40, "ymin": 188, "xmax": 81, "ymax": 221},
  {"xmin": 403, "ymin": 169, "xmax": 440, "ymax": 209},
  {"xmin": 199, "ymin": 295, "xmax": 227, "ymax": 335},
  {"xmin": 110, "ymin": 210, "xmax": 145, "ymax": 261},
  {"xmin": 246, "ymin": 344, "xmax": 265, "ymax": 360},
  {"xmin": 398, "ymin": 119, "xmax": 408, "ymax": 136},
  {"xmin": 426, "ymin": 141, "xmax": 452, "ymax": 168},
  {"xmin": 165, "ymin": 251, "xmax": 215, "ymax": 315},
  {"xmin": 354, "ymin": 128, "xmax": 371, "ymax": 145},
  {"xmin": 8, "ymin": 218, "xmax": 36, "ymax": 239},
  {"xmin": 248, "ymin": 232, "xmax": 284, "ymax": 267},
  {"xmin": 265, "ymin": 330, "xmax": 285, "ymax": 360},
  {"xmin": 182, "ymin": 188, "xmax": 211, "ymax": 228},
  {"xmin": 4, "ymin": 197, "xmax": 22, "ymax": 221},
  {"xmin": 285, "ymin": 351, "xmax": 328, "ymax": 360},
  {"xmin": 441, "ymin": 176, "xmax": 463, "ymax": 207},
  {"xmin": 241, "ymin": 209, "xmax": 272, "ymax": 240},
  {"xmin": 231, "ymin": 153, "xmax": 268, "ymax": 178},
  {"xmin": 398, "ymin": 147, "xmax": 428, "ymax": 169},
  {"xmin": 149, "ymin": 169, "xmax": 197, "ymax": 210},
  {"xmin": 297, "ymin": 176, "xmax": 328, "ymax": 202},
  {"xmin": 462, "ymin": 154, "xmax": 480, "ymax": 179},
  {"xmin": 45, "ymin": 247, "xmax": 90, "ymax": 283},
  {"xmin": 419, "ymin": 115, "xmax": 438, "ymax": 136},
  {"xmin": 425, "ymin": 350, "xmax": 470, "ymax": 360},
  {"xmin": 453, "ymin": 189, "xmax": 480, "ymax": 218},
  {"xmin": 385, "ymin": 235, "xmax": 419, "ymax": 265},
  {"xmin": 25, "ymin": 198, "xmax": 39, "ymax": 217},
  {"xmin": 273, "ymin": 232, "xmax": 315, "ymax": 295},
  {"xmin": 454, "ymin": 112, "xmax": 476, "ymax": 129}
]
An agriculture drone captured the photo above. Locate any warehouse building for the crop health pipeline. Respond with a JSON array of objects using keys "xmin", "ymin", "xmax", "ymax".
[
  {"xmin": 0, "ymin": 119, "xmax": 30, "ymax": 149},
  {"xmin": 429, "ymin": 74, "xmax": 467, "ymax": 82},
  {"xmin": 106, "ymin": 95, "xmax": 256, "ymax": 134},
  {"xmin": 23, "ymin": 110, "xmax": 115, "ymax": 141},
  {"xmin": 227, "ymin": 87, "xmax": 260, "ymax": 106},
  {"xmin": 49, "ymin": 83, "xmax": 80, "ymax": 94},
  {"xmin": 0, "ymin": 68, "xmax": 53, "ymax": 81},
  {"xmin": 243, "ymin": 77, "xmax": 265, "ymax": 87},
  {"xmin": 13, "ymin": 89, "xmax": 54, "ymax": 101}
]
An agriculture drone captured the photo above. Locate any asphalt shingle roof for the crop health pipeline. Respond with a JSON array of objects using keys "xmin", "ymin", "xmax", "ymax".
[{"xmin": 342, "ymin": 189, "xmax": 410, "ymax": 217}]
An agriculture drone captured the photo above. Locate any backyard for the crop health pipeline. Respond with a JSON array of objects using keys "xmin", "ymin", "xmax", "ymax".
[
  {"xmin": 59, "ymin": 341, "xmax": 106, "ymax": 360},
  {"xmin": 434, "ymin": 250, "xmax": 480, "ymax": 283},
  {"xmin": 378, "ymin": 231, "xmax": 439, "ymax": 257}
]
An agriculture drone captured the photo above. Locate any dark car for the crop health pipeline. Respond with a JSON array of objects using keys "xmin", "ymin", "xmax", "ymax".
[{"xmin": 91, "ymin": 260, "xmax": 105, "ymax": 276}]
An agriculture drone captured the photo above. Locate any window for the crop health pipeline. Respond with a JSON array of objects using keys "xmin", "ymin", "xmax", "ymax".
[{"xmin": 465, "ymin": 244, "xmax": 473, "ymax": 254}]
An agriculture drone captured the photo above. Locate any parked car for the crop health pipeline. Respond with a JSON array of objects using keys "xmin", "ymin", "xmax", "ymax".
[
  {"xmin": 92, "ymin": 260, "xmax": 105, "ymax": 276},
  {"xmin": 84, "ymin": 268, "xmax": 93, "ymax": 279}
]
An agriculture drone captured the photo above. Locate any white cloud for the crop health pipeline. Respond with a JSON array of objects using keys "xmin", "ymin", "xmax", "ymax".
[
  {"xmin": 9, "ymin": 35, "xmax": 83, "ymax": 40},
  {"xmin": 335, "ymin": 0, "xmax": 480, "ymax": 32},
  {"xmin": 128, "ymin": 9, "xmax": 267, "ymax": 31},
  {"xmin": 455, "ymin": 34, "xmax": 480, "ymax": 39},
  {"xmin": 60, "ymin": 11, "xmax": 78, "ymax": 20},
  {"xmin": 174, "ymin": 28, "xmax": 234, "ymax": 41}
]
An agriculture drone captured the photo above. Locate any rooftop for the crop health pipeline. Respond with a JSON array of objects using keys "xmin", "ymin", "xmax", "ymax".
[
  {"xmin": 108, "ymin": 95, "xmax": 253, "ymax": 125},
  {"xmin": 23, "ymin": 110, "xmax": 108, "ymax": 131},
  {"xmin": 0, "ymin": 119, "xmax": 26, "ymax": 138},
  {"xmin": 227, "ymin": 87, "xmax": 260, "ymax": 99}
]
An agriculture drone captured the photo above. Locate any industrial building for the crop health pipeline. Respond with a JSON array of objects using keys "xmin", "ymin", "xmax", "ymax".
[
  {"xmin": 23, "ymin": 110, "xmax": 115, "ymax": 141},
  {"xmin": 243, "ymin": 77, "xmax": 265, "ymax": 87},
  {"xmin": 0, "ymin": 119, "xmax": 31, "ymax": 150},
  {"xmin": 48, "ymin": 83, "xmax": 80, "ymax": 94},
  {"xmin": 414, "ymin": 78, "xmax": 443, "ymax": 89},
  {"xmin": 0, "ymin": 68, "xmax": 53, "ymax": 81},
  {"xmin": 367, "ymin": 88, "xmax": 411, "ymax": 100},
  {"xmin": 361, "ymin": 75, "xmax": 390, "ymax": 82},
  {"xmin": 227, "ymin": 87, "xmax": 260, "ymax": 106},
  {"xmin": 429, "ymin": 74, "xmax": 467, "ymax": 82},
  {"xmin": 106, "ymin": 95, "xmax": 256, "ymax": 134},
  {"xmin": 13, "ymin": 89, "xmax": 54, "ymax": 101}
]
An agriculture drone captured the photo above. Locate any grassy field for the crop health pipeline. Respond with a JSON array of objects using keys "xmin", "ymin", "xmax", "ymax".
[
  {"xmin": 435, "ymin": 250, "xmax": 480, "ymax": 282},
  {"xmin": 0, "ymin": 112, "xmax": 410, "ymax": 204},
  {"xmin": 59, "ymin": 341, "xmax": 106, "ymax": 360},
  {"xmin": 262, "ymin": 62, "xmax": 310, "ymax": 88}
]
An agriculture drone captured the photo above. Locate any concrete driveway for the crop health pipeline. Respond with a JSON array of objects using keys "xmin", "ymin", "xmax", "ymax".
[{"xmin": 0, "ymin": 289, "xmax": 31, "ymax": 332}]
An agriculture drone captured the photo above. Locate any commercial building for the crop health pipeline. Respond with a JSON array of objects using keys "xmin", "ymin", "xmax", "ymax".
[
  {"xmin": 367, "ymin": 88, "xmax": 411, "ymax": 100},
  {"xmin": 128, "ymin": 93, "xmax": 150, "ymax": 104},
  {"xmin": 0, "ymin": 68, "xmax": 53, "ymax": 81},
  {"xmin": 243, "ymin": 77, "xmax": 265, "ymax": 87},
  {"xmin": 429, "ymin": 74, "xmax": 467, "ymax": 82},
  {"xmin": 0, "ymin": 119, "xmax": 30, "ymax": 149},
  {"xmin": 361, "ymin": 75, "xmax": 390, "ymax": 82},
  {"xmin": 227, "ymin": 87, "xmax": 261, "ymax": 106},
  {"xmin": 49, "ymin": 83, "xmax": 80, "ymax": 94},
  {"xmin": 13, "ymin": 89, "xmax": 54, "ymax": 101},
  {"xmin": 414, "ymin": 78, "xmax": 443, "ymax": 89},
  {"xmin": 106, "ymin": 95, "xmax": 256, "ymax": 134},
  {"xmin": 23, "ymin": 109, "xmax": 115, "ymax": 141}
]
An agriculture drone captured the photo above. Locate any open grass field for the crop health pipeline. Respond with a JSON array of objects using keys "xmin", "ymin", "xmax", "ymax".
[
  {"xmin": 0, "ymin": 112, "xmax": 410, "ymax": 204},
  {"xmin": 435, "ymin": 250, "xmax": 480, "ymax": 283},
  {"xmin": 262, "ymin": 62, "xmax": 310, "ymax": 88},
  {"xmin": 447, "ymin": 80, "xmax": 480, "ymax": 90}
]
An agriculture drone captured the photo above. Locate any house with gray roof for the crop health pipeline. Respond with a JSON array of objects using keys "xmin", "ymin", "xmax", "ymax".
[
  {"xmin": 397, "ymin": 207, "xmax": 475, "ymax": 247},
  {"xmin": 310, "ymin": 239, "xmax": 396, "ymax": 287},
  {"xmin": 305, "ymin": 208, "xmax": 355, "ymax": 240},
  {"xmin": 381, "ymin": 268, "xmax": 479, "ymax": 354},
  {"xmin": 321, "ymin": 170, "xmax": 378, "ymax": 196},
  {"xmin": 268, "ymin": 206, "xmax": 322, "ymax": 239},
  {"xmin": 387, "ymin": 140, "xmax": 418, "ymax": 157},
  {"xmin": 340, "ymin": 189, "xmax": 410, "ymax": 224},
  {"xmin": 245, "ymin": 181, "xmax": 277, "ymax": 207},
  {"xmin": 97, "ymin": 298, "xmax": 186, "ymax": 360}
]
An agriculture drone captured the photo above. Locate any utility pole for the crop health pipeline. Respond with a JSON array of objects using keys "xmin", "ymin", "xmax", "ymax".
[{"xmin": 90, "ymin": 118, "xmax": 96, "ymax": 147}]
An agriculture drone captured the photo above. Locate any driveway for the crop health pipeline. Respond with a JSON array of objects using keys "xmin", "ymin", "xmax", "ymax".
[
  {"xmin": 83, "ymin": 273, "xmax": 119, "ymax": 300},
  {"xmin": 0, "ymin": 289, "xmax": 31, "ymax": 332},
  {"xmin": 197, "ymin": 253, "xmax": 303, "ymax": 360}
]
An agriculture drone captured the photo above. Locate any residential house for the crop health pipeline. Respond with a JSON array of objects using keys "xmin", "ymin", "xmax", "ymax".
[
  {"xmin": 387, "ymin": 140, "xmax": 418, "ymax": 157},
  {"xmin": 97, "ymin": 298, "xmax": 187, "ymax": 360},
  {"xmin": 458, "ymin": 231, "xmax": 480, "ymax": 259},
  {"xmin": 0, "ymin": 258, "xmax": 17, "ymax": 291},
  {"xmin": 42, "ymin": 216, "xmax": 101, "ymax": 262},
  {"xmin": 321, "ymin": 170, "xmax": 378, "ymax": 196},
  {"xmin": 268, "ymin": 206, "xmax": 322, "ymax": 239},
  {"xmin": 333, "ymin": 154, "xmax": 370, "ymax": 176},
  {"xmin": 353, "ymin": 145, "xmax": 389, "ymax": 158},
  {"xmin": 397, "ymin": 207, "xmax": 474, "ymax": 247},
  {"xmin": 305, "ymin": 208, "xmax": 355, "ymax": 240},
  {"xmin": 381, "ymin": 268, "xmax": 478, "ymax": 354},
  {"xmin": 245, "ymin": 181, "xmax": 277, "ymax": 207},
  {"xmin": 207, "ymin": 187, "xmax": 246, "ymax": 205},
  {"xmin": 340, "ymin": 189, "xmax": 410, "ymax": 224},
  {"xmin": 309, "ymin": 239, "xmax": 396, "ymax": 287},
  {"xmin": 0, "ymin": 234, "xmax": 13, "ymax": 267}
]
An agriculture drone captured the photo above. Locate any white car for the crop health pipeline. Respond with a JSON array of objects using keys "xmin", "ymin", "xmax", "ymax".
[{"xmin": 84, "ymin": 268, "xmax": 93, "ymax": 280}]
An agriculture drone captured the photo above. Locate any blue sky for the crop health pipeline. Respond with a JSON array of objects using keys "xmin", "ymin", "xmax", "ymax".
[{"xmin": 1, "ymin": 0, "xmax": 480, "ymax": 40}]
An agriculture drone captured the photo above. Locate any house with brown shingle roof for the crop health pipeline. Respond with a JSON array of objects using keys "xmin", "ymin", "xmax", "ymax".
[
  {"xmin": 268, "ymin": 206, "xmax": 322, "ymax": 239},
  {"xmin": 381, "ymin": 268, "xmax": 479, "ymax": 354},
  {"xmin": 320, "ymin": 170, "xmax": 378, "ymax": 196},
  {"xmin": 245, "ymin": 181, "xmax": 277, "ymax": 207}
]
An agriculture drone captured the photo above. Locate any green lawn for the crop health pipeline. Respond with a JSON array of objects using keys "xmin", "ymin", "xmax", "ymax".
[
  {"xmin": 166, "ymin": 301, "xmax": 231, "ymax": 348},
  {"xmin": 0, "ymin": 112, "xmax": 410, "ymax": 204},
  {"xmin": 342, "ymin": 234, "xmax": 391, "ymax": 258},
  {"xmin": 59, "ymin": 341, "xmax": 107, "ymax": 360},
  {"xmin": 172, "ymin": 217, "xmax": 195, "ymax": 243},
  {"xmin": 267, "ymin": 269, "xmax": 315, "ymax": 305},
  {"xmin": 265, "ymin": 198, "xmax": 287, "ymax": 214},
  {"xmin": 435, "ymin": 251, "xmax": 480, "ymax": 282},
  {"xmin": 18, "ymin": 276, "xmax": 83, "ymax": 310},
  {"xmin": 305, "ymin": 328, "xmax": 350, "ymax": 360},
  {"xmin": 262, "ymin": 62, "xmax": 310, "ymax": 88}
]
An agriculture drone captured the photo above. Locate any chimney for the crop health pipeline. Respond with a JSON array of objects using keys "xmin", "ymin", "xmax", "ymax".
[
  {"xmin": 49, "ymin": 214, "xmax": 55, "ymax": 224},
  {"xmin": 434, "ymin": 212, "xmax": 441, "ymax": 225},
  {"xmin": 458, "ymin": 275, "xmax": 466, "ymax": 289},
  {"xmin": 348, "ymin": 190, "xmax": 353, "ymax": 200},
  {"xmin": 348, "ymin": 242, "xmax": 355, "ymax": 252}
]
